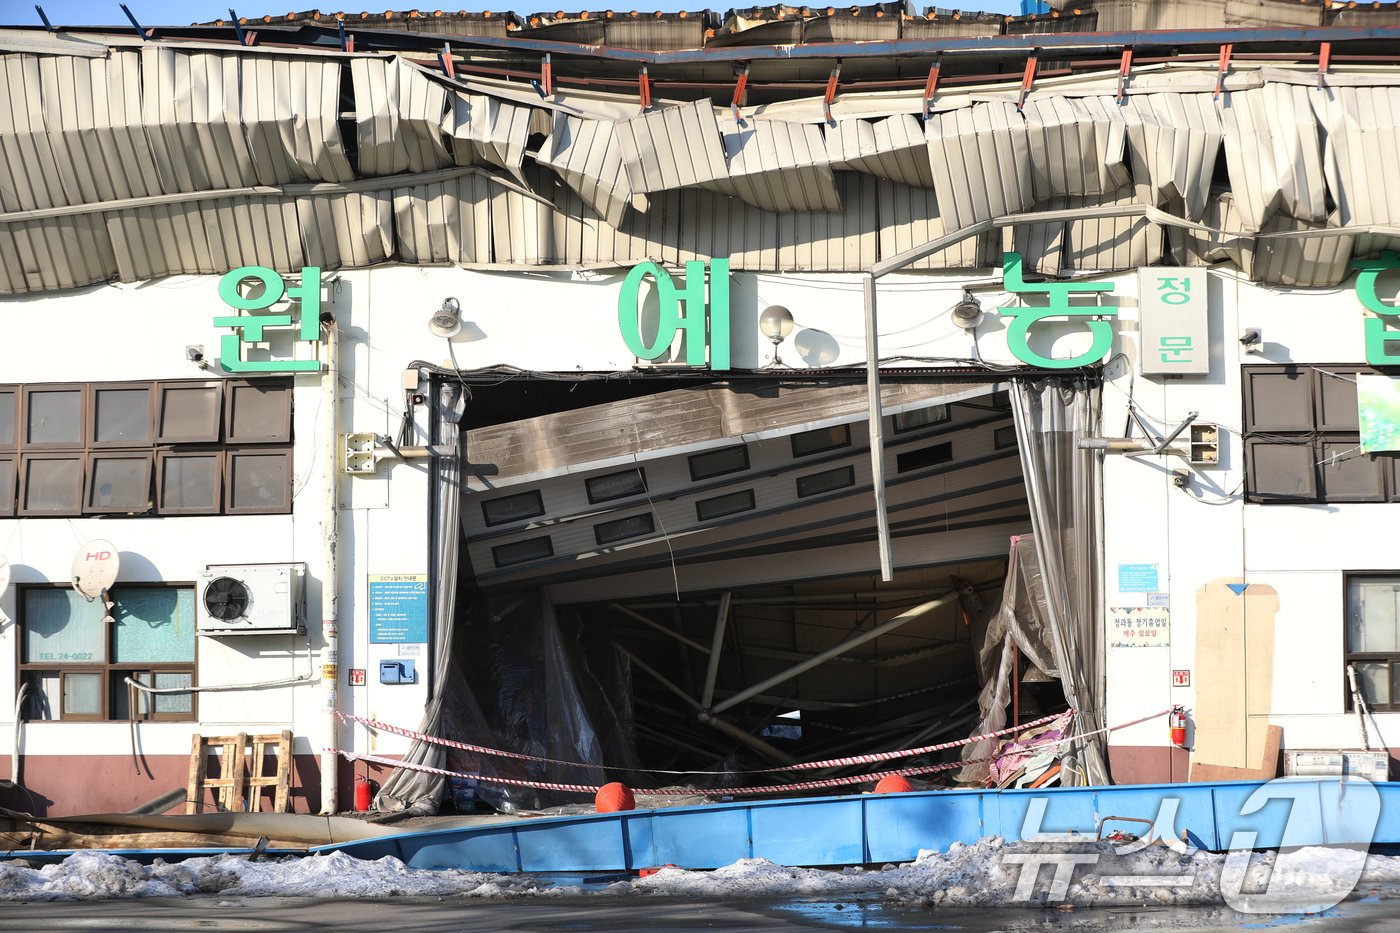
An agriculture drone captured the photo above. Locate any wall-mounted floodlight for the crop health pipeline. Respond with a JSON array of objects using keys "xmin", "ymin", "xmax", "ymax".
[
  {"xmin": 949, "ymin": 292, "xmax": 984, "ymax": 331},
  {"xmin": 429, "ymin": 297, "xmax": 462, "ymax": 339},
  {"xmin": 759, "ymin": 305, "xmax": 795, "ymax": 366}
]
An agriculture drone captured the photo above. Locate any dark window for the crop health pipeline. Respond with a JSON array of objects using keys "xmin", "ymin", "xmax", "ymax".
[
  {"xmin": 696, "ymin": 489, "xmax": 755, "ymax": 521},
  {"xmin": 796, "ymin": 465, "xmax": 856, "ymax": 498},
  {"xmin": 893, "ymin": 405, "xmax": 950, "ymax": 433},
  {"xmin": 897, "ymin": 442, "xmax": 954, "ymax": 473},
  {"xmin": 1346, "ymin": 575, "xmax": 1400, "ymax": 712},
  {"xmin": 994, "ymin": 425, "xmax": 1017, "ymax": 450},
  {"xmin": 492, "ymin": 536, "xmax": 554, "ymax": 568},
  {"xmin": 791, "ymin": 424, "xmax": 850, "ymax": 457},
  {"xmin": 585, "ymin": 469, "xmax": 647, "ymax": 504},
  {"xmin": 594, "ymin": 513, "xmax": 655, "ymax": 545},
  {"xmin": 480, "ymin": 490, "xmax": 545, "ymax": 527},
  {"xmin": 7, "ymin": 379, "xmax": 292, "ymax": 518},
  {"xmin": 1242, "ymin": 366, "xmax": 1397, "ymax": 503},
  {"xmin": 19, "ymin": 585, "xmax": 197, "ymax": 722},
  {"xmin": 689, "ymin": 445, "xmax": 749, "ymax": 481}
]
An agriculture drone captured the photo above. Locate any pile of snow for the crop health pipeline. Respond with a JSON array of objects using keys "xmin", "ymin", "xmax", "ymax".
[
  {"xmin": 5, "ymin": 840, "xmax": 1400, "ymax": 905},
  {"xmin": 0, "ymin": 850, "xmax": 554, "ymax": 902}
]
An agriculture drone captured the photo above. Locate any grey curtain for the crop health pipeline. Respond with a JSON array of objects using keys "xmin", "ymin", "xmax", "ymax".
[
  {"xmin": 1010, "ymin": 378, "xmax": 1110, "ymax": 786},
  {"xmin": 374, "ymin": 381, "xmax": 466, "ymax": 812}
]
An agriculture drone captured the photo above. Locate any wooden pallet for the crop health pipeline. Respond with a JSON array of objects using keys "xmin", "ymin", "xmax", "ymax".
[{"xmin": 187, "ymin": 731, "xmax": 293, "ymax": 814}]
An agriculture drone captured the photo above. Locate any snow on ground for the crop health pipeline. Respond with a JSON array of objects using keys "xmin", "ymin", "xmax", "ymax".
[{"xmin": 4, "ymin": 839, "xmax": 1400, "ymax": 906}]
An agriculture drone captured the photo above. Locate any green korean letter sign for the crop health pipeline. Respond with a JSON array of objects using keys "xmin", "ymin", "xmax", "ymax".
[{"xmin": 618, "ymin": 259, "xmax": 730, "ymax": 369}]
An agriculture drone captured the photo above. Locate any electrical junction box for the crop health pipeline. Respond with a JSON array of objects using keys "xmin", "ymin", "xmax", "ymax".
[
  {"xmin": 1284, "ymin": 749, "xmax": 1389, "ymax": 782},
  {"xmin": 197, "ymin": 563, "xmax": 306, "ymax": 636},
  {"xmin": 1189, "ymin": 423, "xmax": 1220, "ymax": 466},
  {"xmin": 379, "ymin": 660, "xmax": 416, "ymax": 684}
]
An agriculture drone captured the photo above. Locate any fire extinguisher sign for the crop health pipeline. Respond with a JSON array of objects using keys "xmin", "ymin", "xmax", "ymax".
[{"xmin": 1172, "ymin": 669, "xmax": 1191, "ymax": 687}]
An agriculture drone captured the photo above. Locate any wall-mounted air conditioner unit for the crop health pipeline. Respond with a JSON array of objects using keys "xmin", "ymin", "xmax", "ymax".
[{"xmin": 197, "ymin": 563, "xmax": 306, "ymax": 636}]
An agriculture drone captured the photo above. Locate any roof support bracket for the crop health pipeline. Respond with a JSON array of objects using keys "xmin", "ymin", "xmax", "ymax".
[
  {"xmin": 823, "ymin": 61, "xmax": 841, "ymax": 126},
  {"xmin": 34, "ymin": 5, "xmax": 56, "ymax": 31},
  {"xmin": 1016, "ymin": 54, "xmax": 1038, "ymax": 111},
  {"xmin": 639, "ymin": 65, "xmax": 652, "ymax": 113},
  {"xmin": 1116, "ymin": 48, "xmax": 1132, "ymax": 103},
  {"xmin": 731, "ymin": 64, "xmax": 750, "ymax": 122},
  {"xmin": 337, "ymin": 19, "xmax": 353, "ymax": 52},
  {"xmin": 438, "ymin": 42, "xmax": 455, "ymax": 79},
  {"xmin": 923, "ymin": 59, "xmax": 941, "ymax": 120},
  {"xmin": 1214, "ymin": 42, "xmax": 1233, "ymax": 98},
  {"xmin": 119, "ymin": 3, "xmax": 147, "ymax": 40},
  {"xmin": 1318, "ymin": 41, "xmax": 1331, "ymax": 89},
  {"xmin": 534, "ymin": 53, "xmax": 553, "ymax": 98}
]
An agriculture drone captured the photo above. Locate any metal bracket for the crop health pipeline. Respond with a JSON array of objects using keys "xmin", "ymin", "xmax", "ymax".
[
  {"xmin": 923, "ymin": 59, "xmax": 941, "ymax": 120},
  {"xmin": 639, "ymin": 66, "xmax": 652, "ymax": 113},
  {"xmin": 1116, "ymin": 48, "xmax": 1132, "ymax": 103},
  {"xmin": 1214, "ymin": 43, "xmax": 1233, "ymax": 98},
  {"xmin": 1318, "ymin": 41, "xmax": 1331, "ymax": 89},
  {"xmin": 532, "ymin": 53, "xmax": 553, "ymax": 98},
  {"xmin": 823, "ymin": 61, "xmax": 841, "ymax": 125},
  {"xmin": 344, "ymin": 433, "xmax": 444, "ymax": 474},
  {"xmin": 438, "ymin": 43, "xmax": 455, "ymax": 79},
  {"xmin": 1016, "ymin": 54, "xmax": 1038, "ymax": 111},
  {"xmin": 337, "ymin": 18, "xmax": 351, "ymax": 51},
  {"xmin": 34, "ymin": 5, "xmax": 56, "ymax": 31},
  {"xmin": 731, "ymin": 64, "xmax": 750, "ymax": 122}
]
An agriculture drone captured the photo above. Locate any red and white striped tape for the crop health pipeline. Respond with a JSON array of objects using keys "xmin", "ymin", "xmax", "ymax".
[
  {"xmin": 335, "ymin": 708, "xmax": 1072, "ymax": 778},
  {"xmin": 328, "ymin": 707, "xmax": 1169, "ymax": 797}
]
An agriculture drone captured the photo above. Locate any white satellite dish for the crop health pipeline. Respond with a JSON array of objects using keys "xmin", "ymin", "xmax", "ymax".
[
  {"xmin": 72, "ymin": 540, "xmax": 120, "ymax": 601},
  {"xmin": 0, "ymin": 558, "xmax": 10, "ymax": 601}
]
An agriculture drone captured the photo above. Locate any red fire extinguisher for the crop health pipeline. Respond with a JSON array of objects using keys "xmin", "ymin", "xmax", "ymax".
[
  {"xmin": 354, "ymin": 776, "xmax": 374, "ymax": 812},
  {"xmin": 1169, "ymin": 706, "xmax": 1188, "ymax": 748}
]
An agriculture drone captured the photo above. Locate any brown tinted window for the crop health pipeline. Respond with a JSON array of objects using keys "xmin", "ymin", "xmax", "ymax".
[
  {"xmin": 20, "ymin": 454, "xmax": 84, "ymax": 515},
  {"xmin": 0, "ymin": 388, "xmax": 16, "ymax": 448},
  {"xmin": 227, "ymin": 449, "xmax": 291, "ymax": 513},
  {"xmin": 92, "ymin": 386, "xmax": 152, "ymax": 446},
  {"xmin": 156, "ymin": 382, "xmax": 223, "ymax": 443},
  {"xmin": 226, "ymin": 381, "xmax": 292, "ymax": 443},
  {"xmin": 158, "ymin": 451, "xmax": 222, "ymax": 514},
  {"xmin": 0, "ymin": 456, "xmax": 14, "ymax": 515},
  {"xmin": 25, "ymin": 386, "xmax": 83, "ymax": 447},
  {"xmin": 85, "ymin": 453, "xmax": 154, "ymax": 514}
]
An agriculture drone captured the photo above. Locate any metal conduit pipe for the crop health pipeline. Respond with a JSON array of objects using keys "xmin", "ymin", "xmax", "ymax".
[{"xmin": 320, "ymin": 310, "xmax": 340, "ymax": 815}]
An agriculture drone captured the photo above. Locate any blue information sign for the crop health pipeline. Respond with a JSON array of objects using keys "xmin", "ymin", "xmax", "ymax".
[
  {"xmin": 1118, "ymin": 563, "xmax": 1159, "ymax": 593},
  {"xmin": 369, "ymin": 574, "xmax": 429, "ymax": 644}
]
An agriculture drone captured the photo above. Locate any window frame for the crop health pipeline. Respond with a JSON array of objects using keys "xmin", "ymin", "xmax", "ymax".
[
  {"xmin": 3, "ymin": 379, "xmax": 292, "ymax": 518},
  {"xmin": 1343, "ymin": 572, "xmax": 1400, "ymax": 713},
  {"xmin": 18, "ymin": 583, "xmax": 199, "ymax": 723},
  {"xmin": 1242, "ymin": 365, "xmax": 1400, "ymax": 504},
  {"xmin": 0, "ymin": 384, "xmax": 17, "ymax": 450},
  {"xmin": 22, "ymin": 383, "xmax": 87, "ymax": 450}
]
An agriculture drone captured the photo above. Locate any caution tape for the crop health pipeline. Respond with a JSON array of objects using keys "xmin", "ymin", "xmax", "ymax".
[
  {"xmin": 335, "ymin": 708, "xmax": 1073, "ymax": 778},
  {"xmin": 327, "ymin": 707, "xmax": 1170, "ymax": 797}
]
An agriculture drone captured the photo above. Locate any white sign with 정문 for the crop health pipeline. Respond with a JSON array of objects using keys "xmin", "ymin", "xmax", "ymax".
[
  {"xmin": 1138, "ymin": 267, "xmax": 1209, "ymax": 376},
  {"xmin": 1109, "ymin": 607, "xmax": 1171, "ymax": 647}
]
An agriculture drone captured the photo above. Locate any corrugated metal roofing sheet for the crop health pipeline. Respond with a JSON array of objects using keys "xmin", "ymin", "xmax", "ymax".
[
  {"xmin": 1219, "ymin": 82, "xmax": 1327, "ymax": 232},
  {"xmin": 1310, "ymin": 85, "xmax": 1400, "ymax": 227},
  {"xmin": 1118, "ymin": 92, "xmax": 1222, "ymax": 221},
  {"xmin": 3, "ymin": 41, "xmax": 1400, "ymax": 294},
  {"xmin": 825, "ymin": 114, "xmax": 935, "ymax": 190},
  {"xmin": 704, "ymin": 117, "xmax": 842, "ymax": 213},
  {"xmin": 925, "ymin": 101, "xmax": 1034, "ymax": 231},
  {"xmin": 351, "ymin": 57, "xmax": 453, "ymax": 177}
]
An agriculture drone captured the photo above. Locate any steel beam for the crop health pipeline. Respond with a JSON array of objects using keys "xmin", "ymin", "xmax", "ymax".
[
  {"xmin": 700, "ymin": 591, "xmax": 731, "ymax": 710},
  {"xmin": 698, "ymin": 710, "xmax": 798, "ymax": 765},
  {"xmin": 863, "ymin": 273, "xmax": 894, "ymax": 583},
  {"xmin": 709, "ymin": 592, "xmax": 956, "ymax": 715},
  {"xmin": 611, "ymin": 603, "xmax": 710, "ymax": 655}
]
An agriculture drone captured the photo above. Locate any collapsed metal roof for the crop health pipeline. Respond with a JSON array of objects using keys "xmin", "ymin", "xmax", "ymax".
[{"xmin": 1, "ymin": 10, "xmax": 1398, "ymax": 295}]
